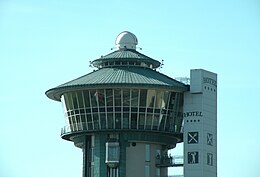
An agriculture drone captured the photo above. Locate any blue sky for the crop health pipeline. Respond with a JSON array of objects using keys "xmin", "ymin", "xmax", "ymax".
[{"xmin": 0, "ymin": 0, "xmax": 259, "ymax": 177}]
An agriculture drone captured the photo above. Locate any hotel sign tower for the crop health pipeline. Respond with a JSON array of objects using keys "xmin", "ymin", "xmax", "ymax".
[{"xmin": 46, "ymin": 31, "xmax": 217, "ymax": 177}]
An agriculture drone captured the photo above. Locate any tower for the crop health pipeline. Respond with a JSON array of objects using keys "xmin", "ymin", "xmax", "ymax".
[
  {"xmin": 45, "ymin": 31, "xmax": 217, "ymax": 177},
  {"xmin": 183, "ymin": 69, "xmax": 217, "ymax": 177}
]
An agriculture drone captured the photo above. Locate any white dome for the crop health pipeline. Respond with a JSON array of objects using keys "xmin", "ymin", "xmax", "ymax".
[{"xmin": 115, "ymin": 31, "xmax": 138, "ymax": 50}]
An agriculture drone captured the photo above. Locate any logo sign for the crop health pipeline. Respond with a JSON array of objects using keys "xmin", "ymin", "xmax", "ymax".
[
  {"xmin": 188, "ymin": 132, "xmax": 199, "ymax": 144},
  {"xmin": 188, "ymin": 151, "xmax": 199, "ymax": 164},
  {"xmin": 207, "ymin": 133, "xmax": 213, "ymax": 146},
  {"xmin": 207, "ymin": 153, "xmax": 213, "ymax": 166},
  {"xmin": 183, "ymin": 111, "xmax": 202, "ymax": 118},
  {"xmin": 203, "ymin": 77, "xmax": 217, "ymax": 87}
]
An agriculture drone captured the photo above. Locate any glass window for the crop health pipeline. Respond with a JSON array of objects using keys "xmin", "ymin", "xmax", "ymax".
[
  {"xmin": 123, "ymin": 113, "xmax": 129, "ymax": 129},
  {"xmin": 145, "ymin": 114, "xmax": 152, "ymax": 130},
  {"xmin": 106, "ymin": 89, "xmax": 113, "ymax": 107},
  {"xmin": 147, "ymin": 90, "xmax": 156, "ymax": 108},
  {"xmin": 114, "ymin": 89, "xmax": 122, "ymax": 107},
  {"xmin": 115, "ymin": 113, "xmax": 121, "ymax": 129},
  {"xmin": 90, "ymin": 90, "xmax": 98, "ymax": 107},
  {"xmin": 139, "ymin": 89, "xmax": 147, "ymax": 107},
  {"xmin": 77, "ymin": 91, "xmax": 84, "ymax": 109},
  {"xmin": 83, "ymin": 90, "xmax": 90, "ymax": 108},
  {"xmin": 162, "ymin": 91, "xmax": 169, "ymax": 109},
  {"xmin": 168, "ymin": 92, "xmax": 176, "ymax": 109},
  {"xmin": 159, "ymin": 115, "xmax": 165, "ymax": 131},
  {"xmin": 145, "ymin": 165, "xmax": 150, "ymax": 177},
  {"xmin": 105, "ymin": 142, "xmax": 120, "ymax": 163},
  {"xmin": 107, "ymin": 113, "xmax": 113, "ymax": 129},
  {"xmin": 145, "ymin": 144, "xmax": 150, "ymax": 161},
  {"xmin": 93, "ymin": 113, "xmax": 99, "ymax": 129},
  {"xmin": 152, "ymin": 114, "xmax": 159, "ymax": 130},
  {"xmin": 71, "ymin": 92, "xmax": 79, "ymax": 109},
  {"xmin": 97, "ymin": 89, "xmax": 105, "ymax": 107},
  {"xmin": 139, "ymin": 113, "xmax": 145, "ymax": 129},
  {"xmin": 154, "ymin": 91, "xmax": 163, "ymax": 108},
  {"xmin": 131, "ymin": 89, "xmax": 139, "ymax": 107},
  {"xmin": 123, "ymin": 89, "xmax": 130, "ymax": 106},
  {"xmin": 100, "ymin": 113, "xmax": 106, "ymax": 129},
  {"xmin": 81, "ymin": 115, "xmax": 87, "ymax": 130},
  {"xmin": 87, "ymin": 114, "xmax": 93, "ymax": 130},
  {"xmin": 67, "ymin": 93, "xmax": 74, "ymax": 110},
  {"xmin": 131, "ymin": 113, "xmax": 137, "ymax": 129}
]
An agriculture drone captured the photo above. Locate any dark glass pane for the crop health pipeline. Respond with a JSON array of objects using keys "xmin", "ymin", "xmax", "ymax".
[
  {"xmin": 168, "ymin": 92, "xmax": 176, "ymax": 109},
  {"xmin": 139, "ymin": 113, "xmax": 145, "ymax": 129},
  {"xmin": 159, "ymin": 115, "xmax": 165, "ymax": 131},
  {"xmin": 152, "ymin": 114, "xmax": 159, "ymax": 130},
  {"xmin": 92, "ymin": 108, "xmax": 98, "ymax": 113},
  {"xmin": 83, "ymin": 90, "xmax": 90, "ymax": 107},
  {"xmin": 145, "ymin": 114, "xmax": 152, "ymax": 130},
  {"xmin": 115, "ymin": 113, "xmax": 121, "ymax": 129},
  {"xmin": 72, "ymin": 92, "xmax": 78, "ymax": 109},
  {"xmin": 154, "ymin": 109, "xmax": 160, "ymax": 113},
  {"xmin": 90, "ymin": 90, "xmax": 98, "ymax": 107},
  {"xmin": 162, "ymin": 91, "xmax": 169, "ymax": 109},
  {"xmin": 131, "ymin": 89, "xmax": 139, "ymax": 107},
  {"xmin": 107, "ymin": 113, "xmax": 113, "ymax": 129},
  {"xmin": 87, "ymin": 114, "xmax": 93, "ymax": 130},
  {"xmin": 85, "ymin": 108, "xmax": 91, "ymax": 113},
  {"xmin": 81, "ymin": 115, "xmax": 87, "ymax": 130},
  {"xmin": 131, "ymin": 107, "xmax": 138, "ymax": 112},
  {"xmin": 106, "ymin": 89, "xmax": 113, "ymax": 107},
  {"xmin": 139, "ymin": 107, "xmax": 146, "ymax": 112},
  {"xmin": 123, "ymin": 89, "xmax": 130, "ymax": 106},
  {"xmin": 131, "ymin": 113, "xmax": 137, "ymax": 129},
  {"xmin": 123, "ymin": 113, "xmax": 129, "ymax": 129},
  {"xmin": 80, "ymin": 109, "xmax": 85, "ymax": 114},
  {"xmin": 147, "ymin": 108, "xmax": 153, "ymax": 113},
  {"xmin": 154, "ymin": 91, "xmax": 163, "ymax": 108},
  {"xmin": 107, "ymin": 107, "xmax": 113, "ymax": 112},
  {"xmin": 67, "ymin": 93, "xmax": 74, "ymax": 110},
  {"xmin": 147, "ymin": 90, "xmax": 156, "ymax": 108},
  {"xmin": 123, "ymin": 107, "xmax": 129, "ymax": 112},
  {"xmin": 77, "ymin": 91, "xmax": 84, "ymax": 109},
  {"xmin": 93, "ymin": 113, "xmax": 99, "ymax": 130},
  {"xmin": 114, "ymin": 89, "xmax": 122, "ymax": 106},
  {"xmin": 96, "ymin": 89, "xmax": 105, "ymax": 107},
  {"xmin": 100, "ymin": 113, "xmax": 106, "ymax": 129},
  {"xmin": 99, "ymin": 108, "xmax": 105, "ymax": 112},
  {"xmin": 115, "ymin": 107, "xmax": 121, "ymax": 112},
  {"xmin": 139, "ymin": 89, "xmax": 147, "ymax": 107}
]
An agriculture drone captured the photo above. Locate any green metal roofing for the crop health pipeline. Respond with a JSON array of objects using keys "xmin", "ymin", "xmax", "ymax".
[
  {"xmin": 46, "ymin": 66, "xmax": 188, "ymax": 101},
  {"xmin": 92, "ymin": 49, "xmax": 161, "ymax": 68}
]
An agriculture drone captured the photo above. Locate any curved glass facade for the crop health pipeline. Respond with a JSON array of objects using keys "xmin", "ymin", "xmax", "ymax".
[{"xmin": 61, "ymin": 88, "xmax": 183, "ymax": 134}]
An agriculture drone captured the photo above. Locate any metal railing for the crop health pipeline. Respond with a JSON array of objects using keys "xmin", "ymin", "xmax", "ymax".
[
  {"xmin": 61, "ymin": 122, "xmax": 184, "ymax": 137},
  {"xmin": 155, "ymin": 155, "xmax": 183, "ymax": 167}
]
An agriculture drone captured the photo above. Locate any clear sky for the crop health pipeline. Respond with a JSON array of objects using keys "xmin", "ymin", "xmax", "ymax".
[{"xmin": 0, "ymin": 0, "xmax": 259, "ymax": 177}]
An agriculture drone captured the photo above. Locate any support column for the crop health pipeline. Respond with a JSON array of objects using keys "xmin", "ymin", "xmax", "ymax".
[{"xmin": 83, "ymin": 136, "xmax": 91, "ymax": 177}]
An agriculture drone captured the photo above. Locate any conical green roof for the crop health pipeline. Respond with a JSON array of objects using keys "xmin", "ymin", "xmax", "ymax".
[{"xmin": 46, "ymin": 66, "xmax": 188, "ymax": 101}]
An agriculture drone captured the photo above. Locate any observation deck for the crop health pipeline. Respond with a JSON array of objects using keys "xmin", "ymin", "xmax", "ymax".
[{"xmin": 45, "ymin": 31, "xmax": 188, "ymax": 145}]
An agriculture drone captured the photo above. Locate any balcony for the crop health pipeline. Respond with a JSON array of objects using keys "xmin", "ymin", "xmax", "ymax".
[{"xmin": 155, "ymin": 155, "xmax": 183, "ymax": 167}]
